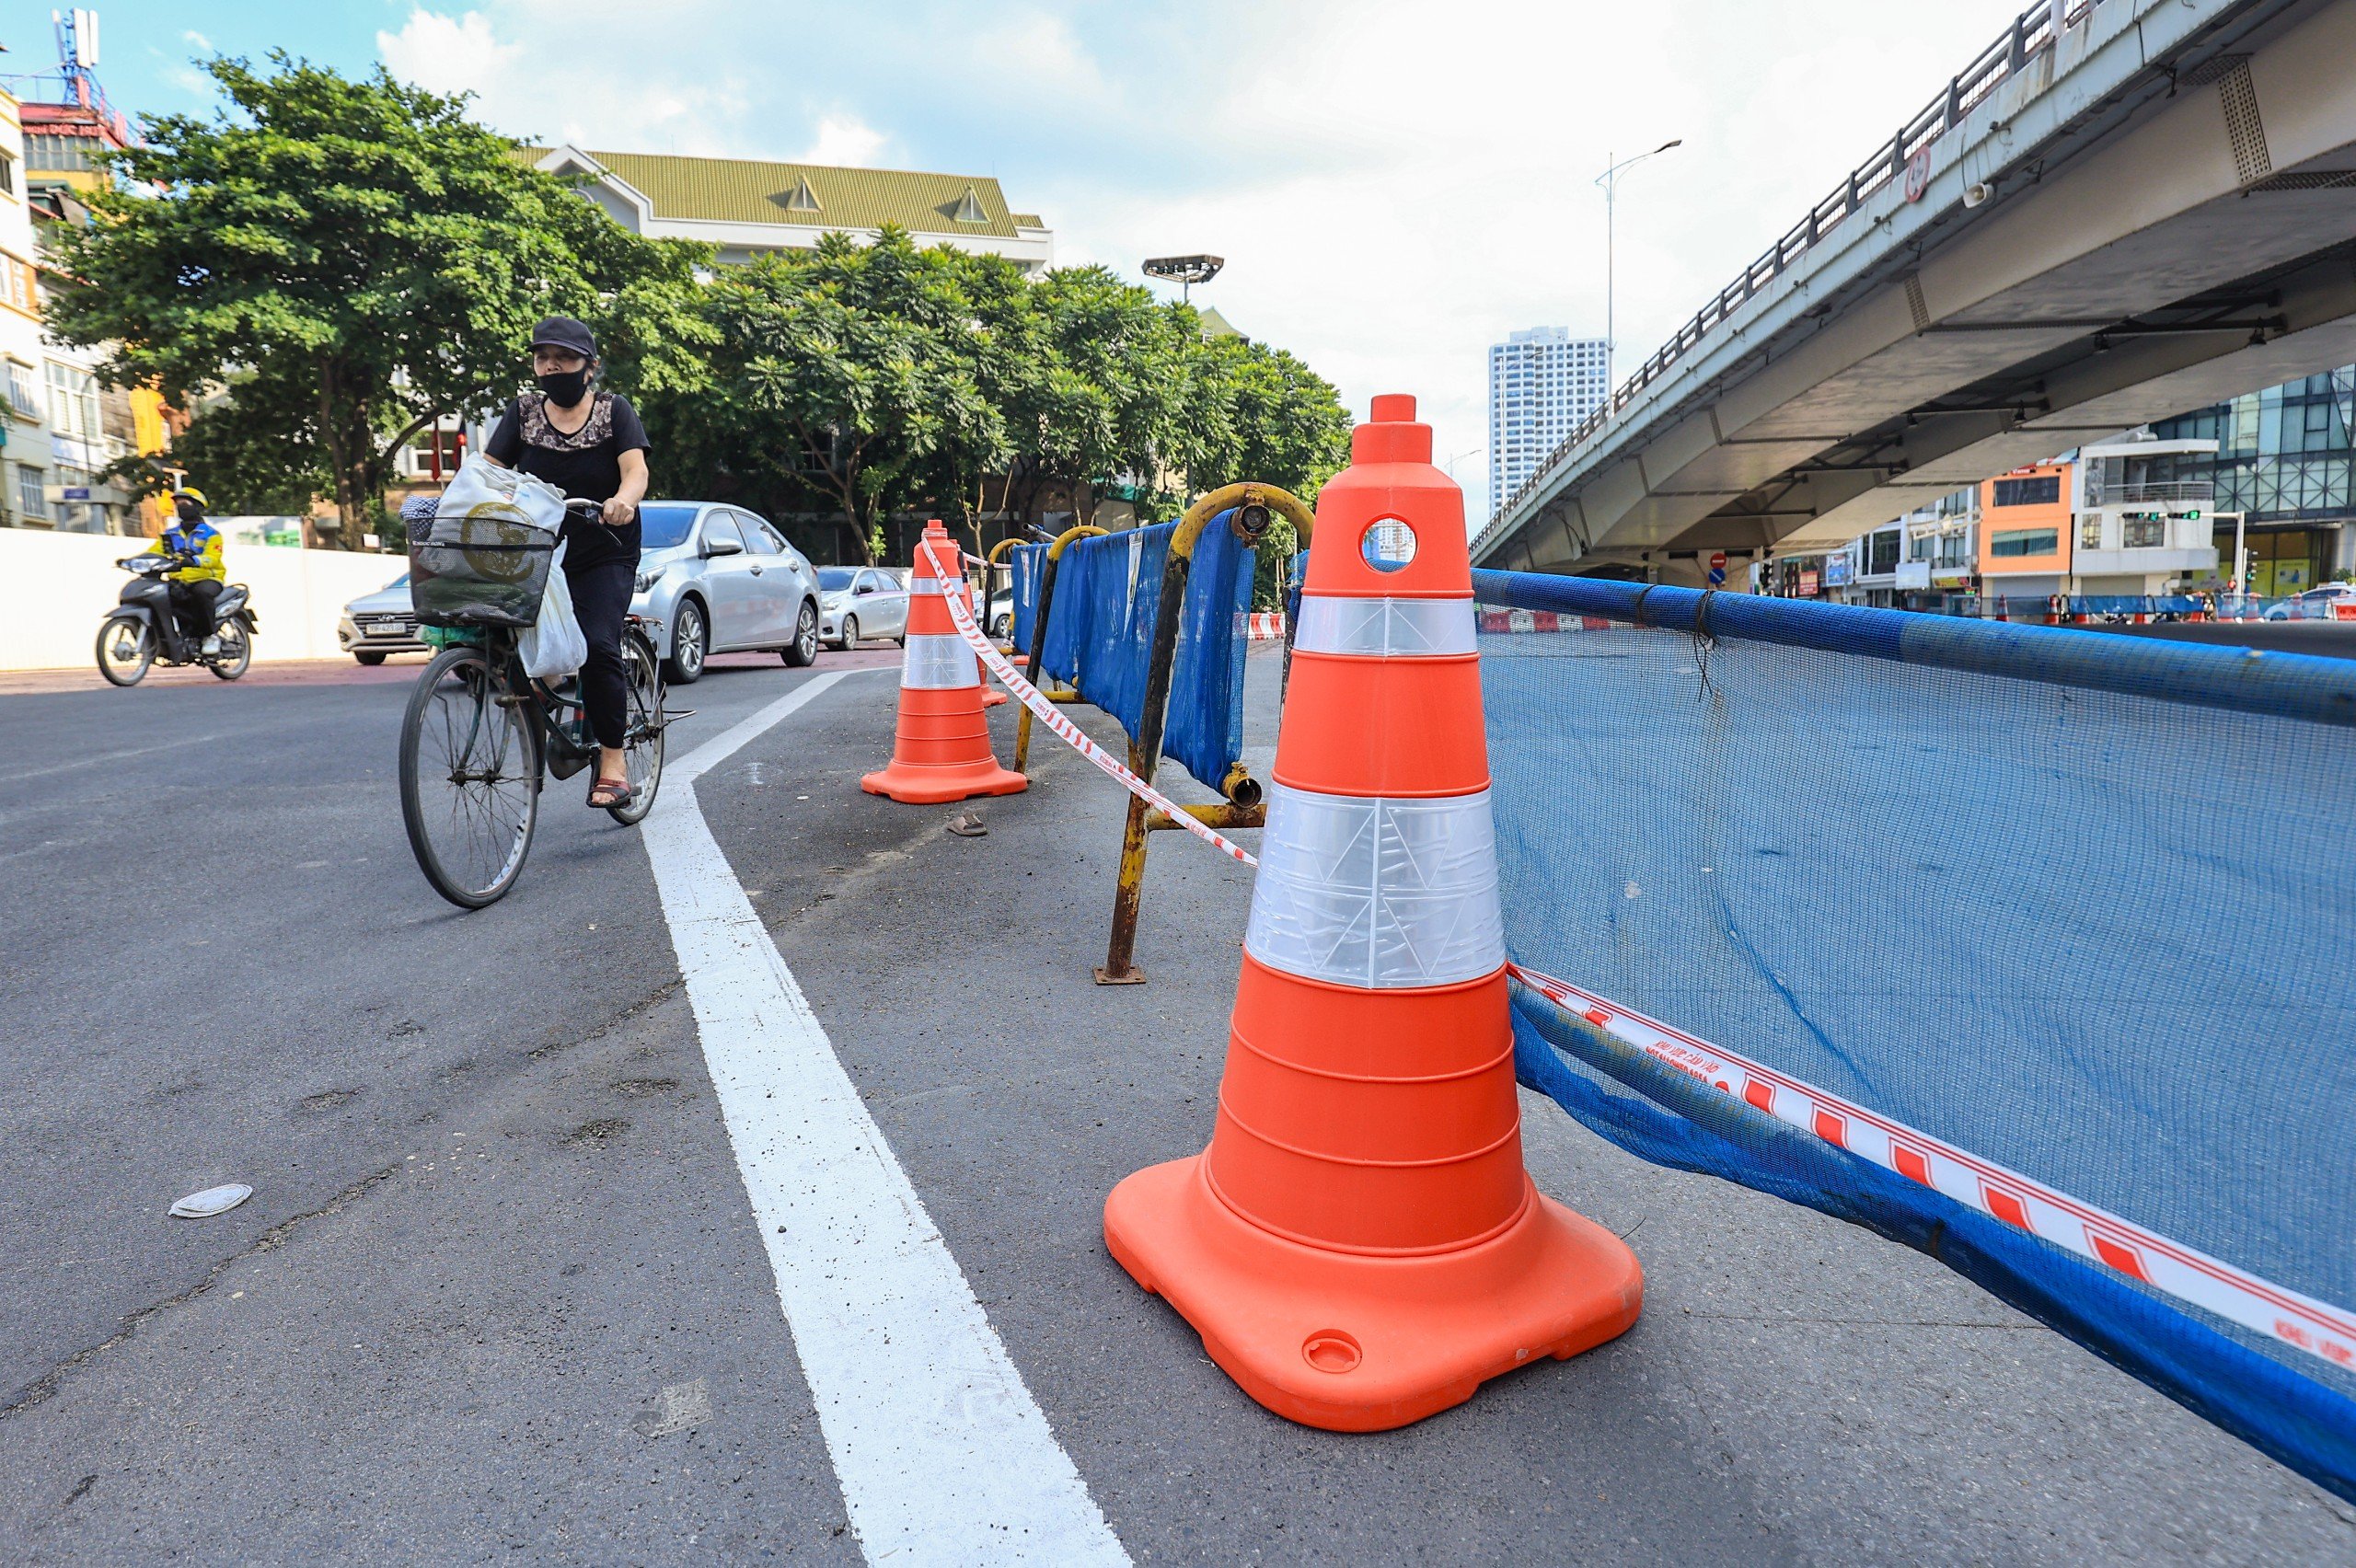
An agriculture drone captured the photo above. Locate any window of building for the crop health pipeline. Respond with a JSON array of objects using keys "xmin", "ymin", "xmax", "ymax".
[
  {"xmin": 1991, "ymin": 528, "xmax": 2058, "ymax": 557},
  {"xmin": 1992, "ymin": 475, "xmax": 2062, "ymax": 508},
  {"xmin": 2081, "ymin": 515, "xmax": 2103, "ymax": 548},
  {"xmin": 15, "ymin": 462, "xmax": 49, "ymax": 521},
  {"xmin": 26, "ymin": 133, "xmax": 102, "ymax": 174},
  {"xmin": 0, "ymin": 254, "xmax": 33, "ymax": 317},
  {"xmin": 1866, "ymin": 531, "xmax": 1900, "ymax": 575},
  {"xmin": 2124, "ymin": 513, "xmax": 2166, "ymax": 548},
  {"xmin": 5, "ymin": 361, "xmax": 37, "ymax": 417},
  {"xmin": 46, "ymin": 361, "xmax": 100, "ymax": 442},
  {"xmin": 0, "ymin": 151, "xmax": 15, "ymax": 197}
]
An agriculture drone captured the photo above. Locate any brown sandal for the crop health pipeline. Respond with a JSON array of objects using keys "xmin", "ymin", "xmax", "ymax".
[{"xmin": 587, "ymin": 774, "xmax": 632, "ymax": 809}]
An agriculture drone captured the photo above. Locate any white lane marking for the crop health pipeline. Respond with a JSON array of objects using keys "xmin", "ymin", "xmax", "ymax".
[{"xmin": 645, "ymin": 669, "xmax": 1129, "ymax": 1566}]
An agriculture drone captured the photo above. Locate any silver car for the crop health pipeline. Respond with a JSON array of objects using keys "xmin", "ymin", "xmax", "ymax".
[
  {"xmin": 816, "ymin": 566, "xmax": 910, "ymax": 649},
  {"xmin": 630, "ymin": 502, "xmax": 823, "ymax": 683},
  {"xmin": 339, "ymin": 572, "xmax": 429, "ymax": 664}
]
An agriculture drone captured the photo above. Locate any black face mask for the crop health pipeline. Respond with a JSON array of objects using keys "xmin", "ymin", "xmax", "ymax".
[{"xmin": 536, "ymin": 367, "xmax": 591, "ymax": 407}]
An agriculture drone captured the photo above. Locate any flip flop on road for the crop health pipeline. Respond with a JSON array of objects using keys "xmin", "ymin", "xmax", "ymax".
[{"xmin": 946, "ymin": 813, "xmax": 988, "ymax": 838}]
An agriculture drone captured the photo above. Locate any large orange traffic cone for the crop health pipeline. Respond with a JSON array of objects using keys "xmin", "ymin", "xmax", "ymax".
[
  {"xmin": 860, "ymin": 522, "xmax": 1027, "ymax": 803},
  {"xmin": 1103, "ymin": 394, "xmax": 1641, "ymax": 1431}
]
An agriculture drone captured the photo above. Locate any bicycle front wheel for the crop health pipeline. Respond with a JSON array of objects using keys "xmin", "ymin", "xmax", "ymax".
[
  {"xmin": 400, "ymin": 642, "xmax": 541, "ymax": 907},
  {"xmin": 605, "ymin": 631, "xmax": 664, "ymax": 825}
]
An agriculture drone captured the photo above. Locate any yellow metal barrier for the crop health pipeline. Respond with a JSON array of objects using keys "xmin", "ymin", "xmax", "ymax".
[{"xmin": 1096, "ymin": 482, "xmax": 1312, "ymax": 985}]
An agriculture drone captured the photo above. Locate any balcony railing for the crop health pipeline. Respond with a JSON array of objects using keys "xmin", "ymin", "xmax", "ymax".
[
  {"xmin": 1480, "ymin": 0, "xmax": 2101, "ymax": 552},
  {"xmin": 2084, "ymin": 478, "xmax": 2215, "ymax": 507}
]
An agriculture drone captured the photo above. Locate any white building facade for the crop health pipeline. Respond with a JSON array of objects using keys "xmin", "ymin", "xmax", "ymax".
[
  {"xmin": 0, "ymin": 90, "xmax": 59, "ymax": 532},
  {"xmin": 1487, "ymin": 327, "xmax": 1607, "ymax": 519}
]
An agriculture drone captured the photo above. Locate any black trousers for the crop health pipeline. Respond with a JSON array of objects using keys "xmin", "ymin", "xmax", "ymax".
[
  {"xmin": 167, "ymin": 580, "xmax": 223, "ymax": 645},
  {"xmin": 568, "ymin": 557, "xmax": 635, "ymax": 751}
]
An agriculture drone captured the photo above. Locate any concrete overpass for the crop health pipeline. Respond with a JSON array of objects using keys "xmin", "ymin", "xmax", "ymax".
[{"xmin": 1472, "ymin": 0, "xmax": 2356, "ymax": 582}]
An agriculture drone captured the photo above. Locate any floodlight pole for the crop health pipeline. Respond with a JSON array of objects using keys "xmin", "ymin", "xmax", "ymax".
[{"xmin": 1596, "ymin": 139, "xmax": 1682, "ymax": 391}]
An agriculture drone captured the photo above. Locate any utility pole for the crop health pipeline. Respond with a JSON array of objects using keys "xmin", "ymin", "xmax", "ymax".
[{"xmin": 1595, "ymin": 139, "xmax": 1681, "ymax": 392}]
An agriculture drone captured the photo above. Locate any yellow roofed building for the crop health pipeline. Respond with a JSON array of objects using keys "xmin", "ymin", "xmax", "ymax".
[{"xmin": 529, "ymin": 145, "xmax": 1054, "ymax": 271}]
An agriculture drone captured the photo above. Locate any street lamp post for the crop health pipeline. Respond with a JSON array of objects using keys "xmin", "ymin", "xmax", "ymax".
[{"xmin": 1595, "ymin": 139, "xmax": 1682, "ymax": 392}]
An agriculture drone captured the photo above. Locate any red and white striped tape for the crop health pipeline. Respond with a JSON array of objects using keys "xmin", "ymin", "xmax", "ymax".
[
  {"xmin": 920, "ymin": 543, "xmax": 1262, "ymax": 868},
  {"xmin": 1244, "ymin": 611, "xmax": 1286, "ymax": 640},
  {"xmin": 1475, "ymin": 609, "xmax": 1615, "ymax": 634},
  {"xmin": 1508, "ymin": 961, "xmax": 2356, "ymax": 1377}
]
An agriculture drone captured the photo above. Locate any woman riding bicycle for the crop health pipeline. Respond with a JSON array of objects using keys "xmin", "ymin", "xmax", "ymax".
[{"xmin": 483, "ymin": 317, "xmax": 651, "ymax": 809}]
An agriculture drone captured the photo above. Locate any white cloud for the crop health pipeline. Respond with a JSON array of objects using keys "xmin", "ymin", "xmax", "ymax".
[
  {"xmin": 369, "ymin": 0, "xmax": 2032, "ymax": 509},
  {"xmin": 375, "ymin": 10, "xmax": 519, "ymax": 101},
  {"xmin": 182, "ymin": 29, "xmax": 214, "ymax": 53},
  {"xmin": 802, "ymin": 114, "xmax": 887, "ymax": 168}
]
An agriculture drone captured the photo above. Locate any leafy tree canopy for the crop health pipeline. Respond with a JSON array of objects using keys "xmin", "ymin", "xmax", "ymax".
[{"xmin": 45, "ymin": 53, "xmax": 710, "ymax": 547}]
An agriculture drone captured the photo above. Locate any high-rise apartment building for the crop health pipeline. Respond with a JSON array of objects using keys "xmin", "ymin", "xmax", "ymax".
[{"xmin": 1487, "ymin": 327, "xmax": 1608, "ymax": 517}]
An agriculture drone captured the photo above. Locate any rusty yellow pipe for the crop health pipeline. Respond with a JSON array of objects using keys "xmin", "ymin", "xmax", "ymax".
[{"xmin": 1097, "ymin": 482, "xmax": 1312, "ymax": 985}]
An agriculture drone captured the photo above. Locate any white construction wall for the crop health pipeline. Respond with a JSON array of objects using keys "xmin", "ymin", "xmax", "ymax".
[{"xmin": 0, "ymin": 525, "xmax": 407, "ymax": 671}]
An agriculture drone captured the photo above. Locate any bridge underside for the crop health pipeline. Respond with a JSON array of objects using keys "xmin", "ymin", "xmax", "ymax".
[{"xmin": 1493, "ymin": 0, "xmax": 2356, "ymax": 586}]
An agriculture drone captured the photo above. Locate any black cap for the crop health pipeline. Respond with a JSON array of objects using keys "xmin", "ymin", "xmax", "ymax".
[{"xmin": 529, "ymin": 316, "xmax": 597, "ymax": 359}]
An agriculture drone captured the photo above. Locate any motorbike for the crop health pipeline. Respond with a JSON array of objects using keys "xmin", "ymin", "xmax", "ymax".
[{"xmin": 96, "ymin": 554, "xmax": 259, "ymax": 686}]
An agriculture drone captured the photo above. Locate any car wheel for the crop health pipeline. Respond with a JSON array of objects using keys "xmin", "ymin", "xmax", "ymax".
[
  {"xmin": 355, "ymin": 651, "xmax": 387, "ymax": 666},
  {"xmin": 990, "ymin": 612, "xmax": 1013, "ymax": 640},
  {"xmin": 832, "ymin": 614, "xmax": 859, "ymax": 652},
  {"xmin": 782, "ymin": 599, "xmax": 821, "ymax": 667},
  {"xmin": 666, "ymin": 597, "xmax": 708, "ymax": 685}
]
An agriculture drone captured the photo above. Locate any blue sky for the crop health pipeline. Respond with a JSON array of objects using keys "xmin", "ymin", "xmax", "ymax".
[{"xmin": 5, "ymin": 1, "xmax": 2030, "ymax": 507}]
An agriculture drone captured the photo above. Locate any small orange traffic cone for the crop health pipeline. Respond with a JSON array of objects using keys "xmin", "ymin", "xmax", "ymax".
[
  {"xmin": 861, "ymin": 522, "xmax": 1027, "ymax": 803},
  {"xmin": 1103, "ymin": 394, "xmax": 1641, "ymax": 1431}
]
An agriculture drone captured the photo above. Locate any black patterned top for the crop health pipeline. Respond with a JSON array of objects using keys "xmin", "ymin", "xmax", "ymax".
[{"xmin": 485, "ymin": 391, "xmax": 650, "ymax": 569}]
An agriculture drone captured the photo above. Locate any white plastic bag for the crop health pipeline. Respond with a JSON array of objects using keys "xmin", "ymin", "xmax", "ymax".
[
  {"xmin": 439, "ymin": 452, "xmax": 567, "ymax": 533},
  {"xmin": 520, "ymin": 538, "xmax": 589, "ymax": 680}
]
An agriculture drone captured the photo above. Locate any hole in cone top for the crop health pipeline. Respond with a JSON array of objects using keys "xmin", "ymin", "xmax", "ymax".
[
  {"xmin": 1302, "ymin": 1330, "xmax": 1363, "ymax": 1373},
  {"xmin": 1360, "ymin": 517, "xmax": 1417, "ymax": 572}
]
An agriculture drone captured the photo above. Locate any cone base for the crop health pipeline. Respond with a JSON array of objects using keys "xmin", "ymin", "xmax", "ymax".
[
  {"xmin": 1104, "ymin": 1155, "xmax": 1640, "ymax": 1432},
  {"xmin": 860, "ymin": 760, "xmax": 1028, "ymax": 803}
]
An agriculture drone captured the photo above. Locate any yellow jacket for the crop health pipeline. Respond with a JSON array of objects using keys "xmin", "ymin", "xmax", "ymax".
[{"xmin": 144, "ymin": 520, "xmax": 224, "ymax": 583}]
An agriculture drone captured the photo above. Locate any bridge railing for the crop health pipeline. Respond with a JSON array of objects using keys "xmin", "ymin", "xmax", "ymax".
[{"xmin": 1482, "ymin": 0, "xmax": 2100, "ymax": 553}]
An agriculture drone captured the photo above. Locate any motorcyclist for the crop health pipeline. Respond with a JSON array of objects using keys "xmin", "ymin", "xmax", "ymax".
[{"xmin": 141, "ymin": 488, "xmax": 225, "ymax": 654}]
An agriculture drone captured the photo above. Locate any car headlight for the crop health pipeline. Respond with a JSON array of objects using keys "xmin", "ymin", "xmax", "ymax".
[{"xmin": 633, "ymin": 564, "xmax": 666, "ymax": 594}]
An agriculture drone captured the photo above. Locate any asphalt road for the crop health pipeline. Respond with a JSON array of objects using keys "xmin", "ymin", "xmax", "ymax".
[
  {"xmin": 0, "ymin": 644, "xmax": 2350, "ymax": 1564},
  {"xmin": 2085, "ymin": 617, "xmax": 2356, "ymax": 659}
]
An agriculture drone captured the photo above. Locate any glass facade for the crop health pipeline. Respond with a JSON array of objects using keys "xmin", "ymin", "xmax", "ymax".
[{"xmin": 2153, "ymin": 367, "xmax": 2354, "ymax": 594}]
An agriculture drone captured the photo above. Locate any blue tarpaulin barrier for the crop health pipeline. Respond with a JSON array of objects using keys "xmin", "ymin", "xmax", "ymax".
[
  {"xmin": 1472, "ymin": 567, "xmax": 2356, "ymax": 1504},
  {"xmin": 1010, "ymin": 542, "xmax": 1045, "ymax": 653},
  {"xmin": 1016, "ymin": 515, "xmax": 1255, "ymax": 790}
]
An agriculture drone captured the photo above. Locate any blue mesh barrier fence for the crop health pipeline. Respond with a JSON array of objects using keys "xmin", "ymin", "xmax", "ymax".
[
  {"xmin": 1019, "ymin": 515, "xmax": 1255, "ymax": 790},
  {"xmin": 1472, "ymin": 567, "xmax": 2356, "ymax": 1503},
  {"xmin": 1009, "ymin": 542, "xmax": 1045, "ymax": 654}
]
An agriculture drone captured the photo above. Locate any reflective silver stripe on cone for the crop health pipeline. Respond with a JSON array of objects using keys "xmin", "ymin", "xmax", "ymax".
[
  {"xmin": 1293, "ymin": 595, "xmax": 1478, "ymax": 658},
  {"xmin": 1243, "ymin": 782, "xmax": 1505, "ymax": 988},
  {"xmin": 908, "ymin": 576, "xmax": 950, "ymax": 595},
  {"xmin": 899, "ymin": 632, "xmax": 980, "ymax": 689}
]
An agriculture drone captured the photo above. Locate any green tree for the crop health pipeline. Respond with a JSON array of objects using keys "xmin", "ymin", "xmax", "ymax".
[
  {"xmin": 997, "ymin": 267, "xmax": 1195, "ymax": 530},
  {"xmin": 643, "ymin": 228, "xmax": 992, "ymax": 565},
  {"xmin": 44, "ymin": 54, "xmax": 709, "ymax": 548},
  {"xmin": 1178, "ymin": 329, "xmax": 1352, "ymax": 609}
]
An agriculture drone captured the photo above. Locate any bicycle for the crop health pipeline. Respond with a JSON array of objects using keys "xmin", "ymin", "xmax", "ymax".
[{"xmin": 398, "ymin": 499, "xmax": 680, "ymax": 908}]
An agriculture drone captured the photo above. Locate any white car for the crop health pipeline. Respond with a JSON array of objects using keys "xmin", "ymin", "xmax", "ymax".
[
  {"xmin": 629, "ymin": 502, "xmax": 824, "ymax": 682},
  {"xmin": 817, "ymin": 566, "xmax": 909, "ymax": 649},
  {"xmin": 2264, "ymin": 582, "xmax": 2356, "ymax": 621},
  {"xmin": 339, "ymin": 572, "xmax": 428, "ymax": 664}
]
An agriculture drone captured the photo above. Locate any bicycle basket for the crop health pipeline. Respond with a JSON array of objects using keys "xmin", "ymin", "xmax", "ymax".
[{"xmin": 407, "ymin": 494, "xmax": 560, "ymax": 628}]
